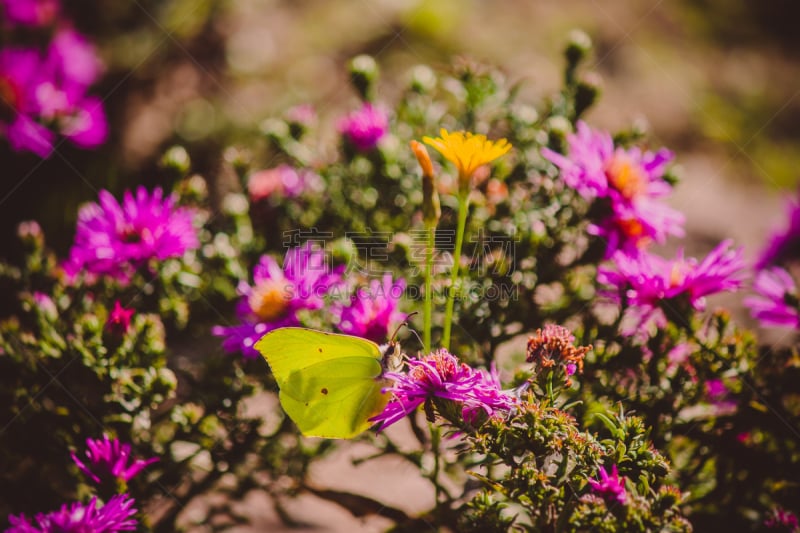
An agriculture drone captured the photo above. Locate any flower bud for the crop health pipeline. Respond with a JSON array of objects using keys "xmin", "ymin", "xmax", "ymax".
[
  {"xmin": 565, "ymin": 29, "xmax": 592, "ymax": 67},
  {"xmin": 348, "ymin": 55, "xmax": 379, "ymax": 101},
  {"xmin": 411, "ymin": 140, "xmax": 441, "ymax": 225}
]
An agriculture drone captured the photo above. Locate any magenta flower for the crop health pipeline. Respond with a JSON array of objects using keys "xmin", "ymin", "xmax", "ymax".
[
  {"xmin": 744, "ymin": 267, "xmax": 800, "ymax": 329},
  {"xmin": 371, "ymin": 349, "xmax": 517, "ymax": 431},
  {"xmin": 106, "ymin": 301, "xmax": 135, "ymax": 335},
  {"xmin": 63, "ymin": 187, "xmax": 199, "ymax": 283},
  {"xmin": 0, "ymin": 48, "xmax": 55, "ymax": 157},
  {"xmin": 0, "ymin": 30, "xmax": 106, "ymax": 157},
  {"xmin": 334, "ymin": 274, "xmax": 406, "ymax": 343},
  {"xmin": 1, "ymin": 0, "xmax": 59, "ymax": 27},
  {"xmin": 6, "ymin": 494, "xmax": 137, "ymax": 532},
  {"xmin": 212, "ymin": 244, "xmax": 343, "ymax": 358},
  {"xmin": 338, "ymin": 103, "xmax": 388, "ymax": 152},
  {"xmin": 542, "ymin": 121, "xmax": 683, "ymax": 256},
  {"xmin": 764, "ymin": 507, "xmax": 799, "ymax": 531},
  {"xmin": 588, "ymin": 464, "xmax": 628, "ymax": 506},
  {"xmin": 70, "ymin": 434, "xmax": 158, "ymax": 485},
  {"xmin": 704, "ymin": 378, "xmax": 737, "ymax": 411},
  {"xmin": 756, "ymin": 193, "xmax": 800, "ymax": 270},
  {"xmin": 598, "ymin": 240, "xmax": 747, "ymax": 332}
]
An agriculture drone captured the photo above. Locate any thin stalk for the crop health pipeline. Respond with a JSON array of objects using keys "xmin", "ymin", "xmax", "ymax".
[
  {"xmin": 430, "ymin": 424, "xmax": 442, "ymax": 518},
  {"xmin": 442, "ymin": 192, "xmax": 469, "ymax": 351},
  {"xmin": 423, "ymin": 222, "xmax": 435, "ymax": 351}
]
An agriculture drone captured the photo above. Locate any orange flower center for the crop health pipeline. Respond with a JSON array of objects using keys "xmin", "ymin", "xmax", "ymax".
[
  {"xmin": 616, "ymin": 218, "xmax": 651, "ymax": 249},
  {"xmin": 0, "ymin": 77, "xmax": 21, "ymax": 120},
  {"xmin": 669, "ymin": 262, "xmax": 688, "ymax": 288},
  {"xmin": 249, "ymin": 280, "xmax": 289, "ymax": 321},
  {"xmin": 605, "ymin": 154, "xmax": 647, "ymax": 200}
]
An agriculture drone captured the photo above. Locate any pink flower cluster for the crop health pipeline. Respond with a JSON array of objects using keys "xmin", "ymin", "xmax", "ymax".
[
  {"xmin": 542, "ymin": 121, "xmax": 683, "ymax": 257},
  {"xmin": 543, "ymin": 122, "xmax": 749, "ymax": 334},
  {"xmin": 598, "ymin": 240, "xmax": 746, "ymax": 332},
  {"xmin": 1, "ymin": 0, "xmax": 107, "ymax": 157},
  {"xmin": 370, "ymin": 349, "xmax": 517, "ymax": 431}
]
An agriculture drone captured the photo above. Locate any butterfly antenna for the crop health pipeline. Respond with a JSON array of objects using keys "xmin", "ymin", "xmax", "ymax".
[
  {"xmin": 390, "ymin": 311, "xmax": 419, "ymax": 343},
  {"xmin": 392, "ymin": 312, "xmax": 426, "ymax": 352}
]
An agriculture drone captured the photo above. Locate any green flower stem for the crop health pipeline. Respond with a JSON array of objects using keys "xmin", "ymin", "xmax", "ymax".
[
  {"xmin": 430, "ymin": 424, "xmax": 442, "ymax": 514},
  {"xmin": 423, "ymin": 222, "xmax": 435, "ymax": 351},
  {"xmin": 442, "ymin": 192, "xmax": 469, "ymax": 351}
]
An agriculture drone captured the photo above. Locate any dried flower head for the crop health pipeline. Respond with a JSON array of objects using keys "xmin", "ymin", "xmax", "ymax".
[{"xmin": 526, "ymin": 324, "xmax": 591, "ymax": 386}]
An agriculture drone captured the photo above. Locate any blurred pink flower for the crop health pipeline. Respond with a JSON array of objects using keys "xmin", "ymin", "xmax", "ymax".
[
  {"xmin": 542, "ymin": 121, "xmax": 683, "ymax": 256},
  {"xmin": 598, "ymin": 240, "xmax": 747, "ymax": 332},
  {"xmin": 744, "ymin": 267, "xmax": 800, "ymax": 329},
  {"xmin": 6, "ymin": 494, "xmax": 137, "ymax": 532},
  {"xmin": 1, "ymin": 0, "xmax": 59, "ymax": 27},
  {"xmin": 213, "ymin": 244, "xmax": 343, "ymax": 358},
  {"xmin": 0, "ymin": 29, "xmax": 106, "ymax": 157},
  {"xmin": 764, "ymin": 507, "xmax": 799, "ymax": 531},
  {"xmin": 756, "ymin": 192, "xmax": 800, "ymax": 270},
  {"xmin": 247, "ymin": 164, "xmax": 316, "ymax": 202},
  {"xmin": 333, "ymin": 274, "xmax": 405, "ymax": 343},
  {"xmin": 338, "ymin": 103, "xmax": 388, "ymax": 151},
  {"xmin": 285, "ymin": 103, "xmax": 316, "ymax": 127},
  {"xmin": 64, "ymin": 187, "xmax": 199, "ymax": 283}
]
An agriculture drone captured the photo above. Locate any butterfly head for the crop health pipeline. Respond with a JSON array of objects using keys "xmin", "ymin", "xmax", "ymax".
[{"xmin": 380, "ymin": 341, "xmax": 403, "ymax": 373}]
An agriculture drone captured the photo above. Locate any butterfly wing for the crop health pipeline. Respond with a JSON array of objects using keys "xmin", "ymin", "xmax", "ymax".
[
  {"xmin": 255, "ymin": 327, "xmax": 389, "ymax": 439},
  {"xmin": 279, "ymin": 357, "xmax": 389, "ymax": 438}
]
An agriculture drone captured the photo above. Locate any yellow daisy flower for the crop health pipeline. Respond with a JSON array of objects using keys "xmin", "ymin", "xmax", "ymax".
[{"xmin": 423, "ymin": 129, "xmax": 511, "ymax": 186}]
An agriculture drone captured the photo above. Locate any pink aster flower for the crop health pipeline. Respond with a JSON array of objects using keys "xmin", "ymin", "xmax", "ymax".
[
  {"xmin": 63, "ymin": 187, "xmax": 199, "ymax": 283},
  {"xmin": 0, "ymin": 48, "xmax": 55, "ymax": 157},
  {"xmin": 588, "ymin": 464, "xmax": 628, "ymax": 506},
  {"xmin": 1, "ymin": 0, "xmax": 59, "ymax": 27},
  {"xmin": 0, "ymin": 30, "xmax": 106, "ymax": 157},
  {"xmin": 106, "ymin": 301, "xmax": 135, "ymax": 335},
  {"xmin": 371, "ymin": 349, "xmax": 517, "ymax": 431},
  {"xmin": 598, "ymin": 240, "xmax": 747, "ymax": 332},
  {"xmin": 764, "ymin": 507, "xmax": 799, "ymax": 531},
  {"xmin": 338, "ymin": 103, "xmax": 388, "ymax": 152},
  {"xmin": 334, "ymin": 274, "xmax": 406, "ymax": 343},
  {"xmin": 756, "ymin": 192, "xmax": 800, "ymax": 270},
  {"xmin": 542, "ymin": 121, "xmax": 683, "ymax": 256},
  {"xmin": 70, "ymin": 434, "xmax": 158, "ymax": 485},
  {"xmin": 6, "ymin": 494, "xmax": 137, "ymax": 532},
  {"xmin": 212, "ymin": 244, "xmax": 343, "ymax": 358},
  {"xmin": 744, "ymin": 267, "xmax": 800, "ymax": 329}
]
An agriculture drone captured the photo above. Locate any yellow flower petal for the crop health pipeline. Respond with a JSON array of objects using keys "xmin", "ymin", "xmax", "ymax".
[{"xmin": 423, "ymin": 129, "xmax": 511, "ymax": 181}]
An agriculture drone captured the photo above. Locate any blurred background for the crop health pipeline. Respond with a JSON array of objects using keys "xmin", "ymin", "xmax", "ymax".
[{"xmin": 3, "ymin": 0, "xmax": 800, "ymax": 261}]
